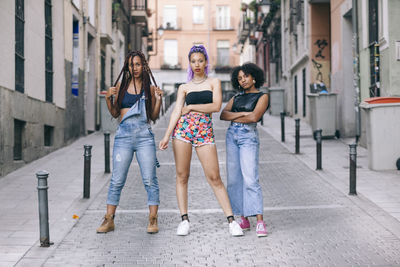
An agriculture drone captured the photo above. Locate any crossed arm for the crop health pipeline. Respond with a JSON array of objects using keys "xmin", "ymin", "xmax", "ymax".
[
  {"xmin": 220, "ymin": 94, "xmax": 269, "ymax": 123},
  {"xmin": 181, "ymin": 78, "xmax": 222, "ymax": 115}
]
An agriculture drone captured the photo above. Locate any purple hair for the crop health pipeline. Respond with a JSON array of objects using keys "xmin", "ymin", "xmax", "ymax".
[{"xmin": 187, "ymin": 45, "xmax": 209, "ymax": 82}]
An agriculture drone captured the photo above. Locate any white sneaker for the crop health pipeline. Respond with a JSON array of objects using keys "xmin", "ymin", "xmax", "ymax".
[
  {"xmin": 176, "ymin": 220, "xmax": 190, "ymax": 236},
  {"xmin": 229, "ymin": 221, "xmax": 244, "ymax": 237}
]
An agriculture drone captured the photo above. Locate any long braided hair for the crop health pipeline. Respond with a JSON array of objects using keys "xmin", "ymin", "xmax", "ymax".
[{"xmin": 112, "ymin": 50, "xmax": 158, "ymax": 123}]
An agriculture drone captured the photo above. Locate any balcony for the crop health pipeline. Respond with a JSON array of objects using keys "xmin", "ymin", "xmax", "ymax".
[
  {"xmin": 131, "ymin": 0, "xmax": 147, "ymax": 23},
  {"xmin": 238, "ymin": 14, "xmax": 251, "ymax": 44},
  {"xmin": 161, "ymin": 56, "xmax": 182, "ymax": 70},
  {"xmin": 212, "ymin": 16, "xmax": 235, "ymax": 31},
  {"xmin": 211, "ymin": 56, "xmax": 233, "ymax": 74},
  {"xmin": 159, "ymin": 17, "xmax": 182, "ymax": 31}
]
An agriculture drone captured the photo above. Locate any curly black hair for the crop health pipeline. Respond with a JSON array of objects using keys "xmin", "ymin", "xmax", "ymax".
[{"xmin": 230, "ymin": 62, "xmax": 265, "ymax": 90}]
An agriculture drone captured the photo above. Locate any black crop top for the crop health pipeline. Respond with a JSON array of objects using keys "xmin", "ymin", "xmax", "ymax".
[
  {"xmin": 121, "ymin": 91, "xmax": 142, "ymax": 109},
  {"xmin": 185, "ymin": 90, "xmax": 213, "ymax": 105},
  {"xmin": 231, "ymin": 92, "xmax": 264, "ymax": 112}
]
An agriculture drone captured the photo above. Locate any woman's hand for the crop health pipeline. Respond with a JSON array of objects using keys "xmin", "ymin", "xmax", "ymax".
[
  {"xmin": 106, "ymin": 86, "xmax": 118, "ymax": 100},
  {"xmin": 181, "ymin": 105, "xmax": 192, "ymax": 115},
  {"xmin": 154, "ymin": 87, "xmax": 163, "ymax": 101},
  {"xmin": 159, "ymin": 136, "xmax": 170, "ymax": 150}
]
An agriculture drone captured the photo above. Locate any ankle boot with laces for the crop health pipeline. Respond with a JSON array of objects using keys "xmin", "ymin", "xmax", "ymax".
[
  {"xmin": 147, "ymin": 214, "xmax": 159, "ymax": 234},
  {"xmin": 96, "ymin": 214, "xmax": 115, "ymax": 233}
]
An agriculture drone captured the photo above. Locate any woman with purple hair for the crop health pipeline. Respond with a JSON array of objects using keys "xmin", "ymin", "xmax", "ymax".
[{"xmin": 159, "ymin": 45, "xmax": 243, "ymax": 237}]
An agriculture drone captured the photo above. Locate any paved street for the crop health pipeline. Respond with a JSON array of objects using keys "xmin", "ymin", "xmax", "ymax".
[{"xmin": 2, "ymin": 108, "xmax": 400, "ymax": 266}]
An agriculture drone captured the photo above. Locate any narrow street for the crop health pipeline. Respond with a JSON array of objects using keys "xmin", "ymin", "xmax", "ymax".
[{"xmin": 37, "ymin": 110, "xmax": 400, "ymax": 266}]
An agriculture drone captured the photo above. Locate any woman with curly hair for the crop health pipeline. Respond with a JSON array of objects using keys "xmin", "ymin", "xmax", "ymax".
[
  {"xmin": 96, "ymin": 50, "xmax": 163, "ymax": 234},
  {"xmin": 159, "ymin": 45, "xmax": 243, "ymax": 237},
  {"xmin": 220, "ymin": 63, "xmax": 269, "ymax": 237}
]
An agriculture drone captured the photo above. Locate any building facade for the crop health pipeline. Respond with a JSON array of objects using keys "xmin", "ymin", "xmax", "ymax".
[
  {"xmin": 147, "ymin": 0, "xmax": 241, "ymax": 98},
  {"xmin": 0, "ymin": 0, "xmax": 149, "ymax": 177}
]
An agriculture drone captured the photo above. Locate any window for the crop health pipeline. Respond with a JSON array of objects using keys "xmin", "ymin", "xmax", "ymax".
[
  {"xmin": 72, "ymin": 19, "xmax": 79, "ymax": 96},
  {"xmin": 368, "ymin": 0, "xmax": 379, "ymax": 44},
  {"xmin": 217, "ymin": 41, "xmax": 230, "ymax": 66},
  {"xmin": 294, "ymin": 75, "xmax": 298, "ymax": 115},
  {"xmin": 101, "ymin": 50, "xmax": 106, "ymax": 91},
  {"xmin": 163, "ymin": 5, "xmax": 177, "ymax": 29},
  {"xmin": 45, "ymin": 0, "xmax": 53, "ymax": 102},
  {"xmin": 216, "ymin": 6, "xmax": 230, "ymax": 30},
  {"xmin": 15, "ymin": 0, "xmax": 24, "ymax": 93},
  {"xmin": 111, "ymin": 58, "xmax": 115, "ymax": 87},
  {"xmin": 302, "ymin": 68, "xmax": 306, "ymax": 117},
  {"xmin": 193, "ymin": 6, "xmax": 204, "ymax": 24},
  {"xmin": 368, "ymin": 0, "xmax": 380, "ymax": 97},
  {"xmin": 44, "ymin": 125, "xmax": 54, "ymax": 147},
  {"xmin": 14, "ymin": 119, "xmax": 25, "ymax": 160},
  {"xmin": 163, "ymin": 40, "xmax": 178, "ymax": 68}
]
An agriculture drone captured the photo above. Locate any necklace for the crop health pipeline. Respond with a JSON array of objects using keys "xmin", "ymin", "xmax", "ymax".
[{"xmin": 192, "ymin": 76, "xmax": 207, "ymax": 84}]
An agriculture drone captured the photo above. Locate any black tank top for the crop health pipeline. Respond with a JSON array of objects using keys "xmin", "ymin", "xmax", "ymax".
[
  {"xmin": 185, "ymin": 90, "xmax": 213, "ymax": 105},
  {"xmin": 232, "ymin": 92, "xmax": 264, "ymax": 112}
]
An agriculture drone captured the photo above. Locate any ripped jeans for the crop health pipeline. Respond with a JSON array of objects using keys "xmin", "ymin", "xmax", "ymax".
[{"xmin": 106, "ymin": 116, "xmax": 160, "ymax": 207}]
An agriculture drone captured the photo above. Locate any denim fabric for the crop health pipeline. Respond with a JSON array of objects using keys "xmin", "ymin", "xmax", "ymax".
[
  {"xmin": 106, "ymin": 94, "xmax": 160, "ymax": 206},
  {"xmin": 226, "ymin": 123, "xmax": 263, "ymax": 217}
]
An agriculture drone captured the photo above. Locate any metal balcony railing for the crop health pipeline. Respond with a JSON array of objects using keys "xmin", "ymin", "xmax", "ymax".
[
  {"xmin": 132, "ymin": 0, "xmax": 147, "ymax": 11},
  {"xmin": 212, "ymin": 16, "xmax": 235, "ymax": 31},
  {"xmin": 238, "ymin": 14, "xmax": 251, "ymax": 44},
  {"xmin": 211, "ymin": 56, "xmax": 233, "ymax": 73},
  {"xmin": 160, "ymin": 17, "xmax": 182, "ymax": 31},
  {"xmin": 161, "ymin": 56, "xmax": 182, "ymax": 70}
]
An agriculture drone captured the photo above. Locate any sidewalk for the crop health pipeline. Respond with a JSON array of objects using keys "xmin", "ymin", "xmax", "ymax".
[
  {"xmin": 1, "ymin": 106, "xmax": 400, "ymax": 266},
  {"xmin": 260, "ymin": 113, "xmax": 400, "ymax": 221},
  {"xmin": 0, "ymin": 132, "xmax": 113, "ymax": 266}
]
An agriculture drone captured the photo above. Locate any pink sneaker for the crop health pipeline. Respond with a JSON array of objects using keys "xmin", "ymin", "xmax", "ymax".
[
  {"xmin": 238, "ymin": 216, "xmax": 250, "ymax": 230},
  {"xmin": 256, "ymin": 220, "xmax": 267, "ymax": 237}
]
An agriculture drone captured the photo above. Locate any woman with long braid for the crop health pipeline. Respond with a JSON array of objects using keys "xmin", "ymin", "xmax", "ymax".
[{"xmin": 96, "ymin": 51, "xmax": 163, "ymax": 234}]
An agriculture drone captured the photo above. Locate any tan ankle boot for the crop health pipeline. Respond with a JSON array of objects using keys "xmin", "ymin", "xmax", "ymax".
[
  {"xmin": 147, "ymin": 214, "xmax": 159, "ymax": 234},
  {"xmin": 96, "ymin": 214, "xmax": 115, "ymax": 233}
]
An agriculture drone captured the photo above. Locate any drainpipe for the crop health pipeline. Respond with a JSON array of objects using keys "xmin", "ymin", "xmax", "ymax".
[
  {"xmin": 352, "ymin": 0, "xmax": 361, "ymax": 143},
  {"xmin": 208, "ymin": 0, "xmax": 211, "ymax": 62}
]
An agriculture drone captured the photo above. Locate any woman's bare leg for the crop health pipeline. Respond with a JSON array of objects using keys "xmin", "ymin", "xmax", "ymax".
[
  {"xmin": 195, "ymin": 144, "xmax": 233, "ymax": 217},
  {"xmin": 106, "ymin": 204, "xmax": 117, "ymax": 215},
  {"xmin": 172, "ymin": 139, "xmax": 193, "ymax": 216}
]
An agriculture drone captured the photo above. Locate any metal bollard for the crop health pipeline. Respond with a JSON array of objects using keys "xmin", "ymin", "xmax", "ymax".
[
  {"xmin": 295, "ymin": 118, "xmax": 300, "ymax": 154},
  {"xmin": 280, "ymin": 112, "xmax": 285, "ymax": 142},
  {"xmin": 315, "ymin": 129, "xmax": 322, "ymax": 170},
  {"xmin": 83, "ymin": 145, "xmax": 92, "ymax": 198},
  {"xmin": 349, "ymin": 143, "xmax": 357, "ymax": 195},
  {"xmin": 104, "ymin": 132, "xmax": 110, "ymax": 174},
  {"xmin": 36, "ymin": 170, "xmax": 51, "ymax": 247}
]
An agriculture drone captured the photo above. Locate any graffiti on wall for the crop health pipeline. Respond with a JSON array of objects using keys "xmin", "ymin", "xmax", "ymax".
[
  {"xmin": 311, "ymin": 38, "xmax": 330, "ymax": 87},
  {"xmin": 314, "ymin": 39, "xmax": 328, "ymax": 59}
]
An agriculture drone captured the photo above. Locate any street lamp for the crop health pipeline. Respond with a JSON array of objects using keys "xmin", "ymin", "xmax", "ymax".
[
  {"xmin": 157, "ymin": 25, "xmax": 164, "ymax": 37},
  {"xmin": 259, "ymin": 0, "xmax": 271, "ymax": 15}
]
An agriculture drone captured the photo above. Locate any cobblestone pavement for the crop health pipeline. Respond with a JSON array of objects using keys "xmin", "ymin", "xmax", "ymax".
[{"xmin": 42, "ymin": 111, "xmax": 400, "ymax": 266}]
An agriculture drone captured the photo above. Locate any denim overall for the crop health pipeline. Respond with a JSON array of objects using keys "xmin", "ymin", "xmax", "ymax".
[
  {"xmin": 106, "ymin": 92, "xmax": 159, "ymax": 206},
  {"xmin": 226, "ymin": 113, "xmax": 263, "ymax": 217}
]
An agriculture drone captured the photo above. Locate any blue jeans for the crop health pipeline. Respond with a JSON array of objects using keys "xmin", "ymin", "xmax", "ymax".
[
  {"xmin": 226, "ymin": 123, "xmax": 263, "ymax": 217},
  {"xmin": 106, "ymin": 96, "xmax": 159, "ymax": 206}
]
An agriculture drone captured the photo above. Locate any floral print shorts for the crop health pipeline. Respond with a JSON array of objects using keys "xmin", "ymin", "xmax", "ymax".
[{"xmin": 172, "ymin": 112, "xmax": 215, "ymax": 147}]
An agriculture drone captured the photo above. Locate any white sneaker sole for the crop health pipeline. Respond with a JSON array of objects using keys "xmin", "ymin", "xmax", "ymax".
[
  {"xmin": 257, "ymin": 233, "xmax": 268, "ymax": 237},
  {"xmin": 177, "ymin": 232, "xmax": 189, "ymax": 236}
]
